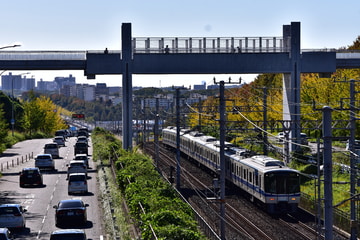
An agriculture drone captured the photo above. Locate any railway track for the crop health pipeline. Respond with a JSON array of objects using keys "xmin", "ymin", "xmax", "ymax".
[{"xmin": 144, "ymin": 142, "xmax": 332, "ymax": 240}]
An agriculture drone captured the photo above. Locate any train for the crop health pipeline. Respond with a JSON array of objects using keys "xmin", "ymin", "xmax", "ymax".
[{"xmin": 162, "ymin": 126, "xmax": 301, "ymax": 214}]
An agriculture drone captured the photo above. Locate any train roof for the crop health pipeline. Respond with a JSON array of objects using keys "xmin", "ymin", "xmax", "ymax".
[
  {"xmin": 240, "ymin": 155, "xmax": 295, "ymax": 172},
  {"xmin": 200, "ymin": 135, "xmax": 217, "ymax": 142}
]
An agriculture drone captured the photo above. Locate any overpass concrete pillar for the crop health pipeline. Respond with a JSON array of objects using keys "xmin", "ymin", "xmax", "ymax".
[
  {"xmin": 282, "ymin": 22, "xmax": 301, "ymax": 153},
  {"xmin": 122, "ymin": 23, "xmax": 133, "ymax": 150}
]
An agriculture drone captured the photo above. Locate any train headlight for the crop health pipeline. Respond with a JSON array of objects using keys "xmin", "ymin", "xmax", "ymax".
[
  {"xmin": 290, "ymin": 197, "xmax": 296, "ymax": 201},
  {"xmin": 269, "ymin": 198, "xmax": 275, "ymax": 201}
]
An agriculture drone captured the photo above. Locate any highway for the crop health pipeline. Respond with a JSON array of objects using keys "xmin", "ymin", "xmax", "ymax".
[{"xmin": 0, "ymin": 137, "xmax": 105, "ymax": 239}]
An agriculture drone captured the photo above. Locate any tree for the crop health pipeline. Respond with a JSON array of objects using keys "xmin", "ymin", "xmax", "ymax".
[
  {"xmin": 22, "ymin": 95, "xmax": 67, "ymax": 136},
  {"xmin": 0, "ymin": 104, "xmax": 8, "ymax": 150}
]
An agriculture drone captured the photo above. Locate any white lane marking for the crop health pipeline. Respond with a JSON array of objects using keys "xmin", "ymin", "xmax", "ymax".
[{"xmin": 23, "ymin": 194, "xmax": 35, "ymax": 210}]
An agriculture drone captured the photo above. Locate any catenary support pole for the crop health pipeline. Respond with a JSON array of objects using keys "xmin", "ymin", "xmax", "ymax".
[
  {"xmin": 349, "ymin": 79, "xmax": 357, "ymax": 240},
  {"xmin": 322, "ymin": 106, "xmax": 333, "ymax": 240},
  {"xmin": 219, "ymin": 80, "xmax": 226, "ymax": 240},
  {"xmin": 176, "ymin": 88, "xmax": 181, "ymax": 190}
]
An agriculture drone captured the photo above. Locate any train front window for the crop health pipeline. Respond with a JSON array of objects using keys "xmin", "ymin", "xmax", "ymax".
[{"xmin": 264, "ymin": 171, "xmax": 300, "ymax": 194}]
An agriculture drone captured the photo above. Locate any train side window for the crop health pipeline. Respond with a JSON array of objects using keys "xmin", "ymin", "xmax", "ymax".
[
  {"xmin": 255, "ymin": 174, "xmax": 258, "ymax": 186},
  {"xmin": 249, "ymin": 172, "xmax": 252, "ymax": 183},
  {"xmin": 243, "ymin": 168, "xmax": 246, "ymax": 179}
]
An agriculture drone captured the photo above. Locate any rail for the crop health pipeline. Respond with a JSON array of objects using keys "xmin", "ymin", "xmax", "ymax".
[
  {"xmin": 0, "ymin": 45, "xmax": 358, "ymax": 61},
  {"xmin": 0, "ymin": 51, "xmax": 87, "ymax": 60}
]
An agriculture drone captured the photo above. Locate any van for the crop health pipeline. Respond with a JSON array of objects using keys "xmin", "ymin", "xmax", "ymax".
[{"xmin": 44, "ymin": 143, "xmax": 60, "ymax": 158}]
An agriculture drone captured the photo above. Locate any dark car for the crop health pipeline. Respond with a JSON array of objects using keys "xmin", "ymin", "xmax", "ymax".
[
  {"xmin": 53, "ymin": 199, "xmax": 88, "ymax": 226},
  {"xmin": 50, "ymin": 229, "xmax": 87, "ymax": 240},
  {"xmin": 74, "ymin": 142, "xmax": 88, "ymax": 155},
  {"xmin": 19, "ymin": 167, "xmax": 43, "ymax": 187}
]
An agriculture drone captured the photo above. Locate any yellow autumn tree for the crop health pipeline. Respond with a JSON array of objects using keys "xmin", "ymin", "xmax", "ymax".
[{"xmin": 23, "ymin": 95, "xmax": 67, "ymax": 136}]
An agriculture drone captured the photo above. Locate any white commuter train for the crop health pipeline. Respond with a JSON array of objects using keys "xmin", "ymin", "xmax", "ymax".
[{"xmin": 162, "ymin": 126, "xmax": 301, "ymax": 213}]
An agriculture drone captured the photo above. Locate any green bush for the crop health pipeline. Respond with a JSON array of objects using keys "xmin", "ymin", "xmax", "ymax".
[{"xmin": 92, "ymin": 128, "xmax": 205, "ymax": 240}]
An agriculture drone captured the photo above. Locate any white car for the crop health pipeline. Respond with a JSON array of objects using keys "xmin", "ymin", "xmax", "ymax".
[
  {"xmin": 50, "ymin": 229, "xmax": 87, "ymax": 240},
  {"xmin": 66, "ymin": 160, "xmax": 87, "ymax": 179},
  {"xmin": 0, "ymin": 228, "xmax": 14, "ymax": 240},
  {"xmin": 0, "ymin": 204, "xmax": 27, "ymax": 229},
  {"xmin": 53, "ymin": 136, "xmax": 66, "ymax": 147},
  {"xmin": 76, "ymin": 136, "xmax": 88, "ymax": 144},
  {"xmin": 35, "ymin": 154, "xmax": 55, "ymax": 170},
  {"xmin": 277, "ymin": 132, "xmax": 284, "ymax": 143},
  {"xmin": 73, "ymin": 154, "xmax": 89, "ymax": 168},
  {"xmin": 68, "ymin": 173, "xmax": 88, "ymax": 195}
]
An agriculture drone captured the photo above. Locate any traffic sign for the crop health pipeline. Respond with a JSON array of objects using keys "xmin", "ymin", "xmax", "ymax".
[{"xmin": 72, "ymin": 113, "xmax": 85, "ymax": 119}]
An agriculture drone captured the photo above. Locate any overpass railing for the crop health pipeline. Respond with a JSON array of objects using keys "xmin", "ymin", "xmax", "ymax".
[
  {"xmin": 132, "ymin": 37, "xmax": 286, "ymax": 54},
  {"xmin": 0, "ymin": 51, "xmax": 87, "ymax": 60}
]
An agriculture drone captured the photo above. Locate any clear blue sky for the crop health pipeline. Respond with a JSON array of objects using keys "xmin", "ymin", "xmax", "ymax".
[{"xmin": 1, "ymin": 0, "xmax": 359, "ymax": 87}]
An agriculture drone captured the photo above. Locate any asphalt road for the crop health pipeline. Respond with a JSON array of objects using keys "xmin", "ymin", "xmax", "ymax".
[{"xmin": 0, "ymin": 137, "xmax": 105, "ymax": 240}]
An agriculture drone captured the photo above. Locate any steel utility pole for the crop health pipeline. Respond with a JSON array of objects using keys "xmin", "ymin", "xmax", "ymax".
[
  {"xmin": 175, "ymin": 87, "xmax": 182, "ymax": 190},
  {"xmin": 349, "ymin": 79, "xmax": 357, "ymax": 240},
  {"xmin": 219, "ymin": 80, "xmax": 226, "ymax": 240},
  {"xmin": 214, "ymin": 77, "xmax": 241, "ymax": 240},
  {"xmin": 154, "ymin": 98, "xmax": 160, "ymax": 167},
  {"xmin": 322, "ymin": 106, "xmax": 333, "ymax": 240}
]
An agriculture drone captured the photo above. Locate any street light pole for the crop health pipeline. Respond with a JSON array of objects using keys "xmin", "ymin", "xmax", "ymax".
[
  {"xmin": 11, "ymin": 76, "xmax": 14, "ymax": 136},
  {"xmin": 0, "ymin": 44, "xmax": 22, "ymax": 136},
  {"xmin": 0, "ymin": 44, "xmax": 21, "ymax": 50}
]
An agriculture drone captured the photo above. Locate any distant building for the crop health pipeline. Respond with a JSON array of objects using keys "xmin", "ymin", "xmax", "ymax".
[
  {"xmin": 0, "ymin": 73, "xmax": 37, "ymax": 94},
  {"xmin": 54, "ymin": 74, "xmax": 76, "ymax": 89},
  {"xmin": 1, "ymin": 72, "xmax": 24, "ymax": 92},
  {"xmin": 37, "ymin": 79, "xmax": 59, "ymax": 92},
  {"xmin": 193, "ymin": 82, "xmax": 206, "ymax": 90},
  {"xmin": 207, "ymin": 84, "xmax": 219, "ymax": 90},
  {"xmin": 109, "ymin": 86, "xmax": 121, "ymax": 95},
  {"xmin": 83, "ymin": 85, "xmax": 95, "ymax": 101}
]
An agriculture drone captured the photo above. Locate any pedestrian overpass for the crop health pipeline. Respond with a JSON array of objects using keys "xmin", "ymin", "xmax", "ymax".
[{"xmin": 1, "ymin": 22, "xmax": 359, "ymax": 149}]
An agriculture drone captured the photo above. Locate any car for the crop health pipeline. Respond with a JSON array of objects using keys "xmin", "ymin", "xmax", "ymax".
[
  {"xmin": 346, "ymin": 139, "xmax": 360, "ymax": 151},
  {"xmin": 19, "ymin": 167, "xmax": 43, "ymax": 187},
  {"xmin": 53, "ymin": 136, "xmax": 65, "ymax": 147},
  {"xmin": 53, "ymin": 199, "xmax": 88, "ymax": 226},
  {"xmin": 73, "ymin": 154, "xmax": 89, "ymax": 168},
  {"xmin": 66, "ymin": 160, "xmax": 87, "ymax": 179},
  {"xmin": 76, "ymin": 136, "xmax": 88, "ymax": 144},
  {"xmin": 277, "ymin": 132, "xmax": 284, "ymax": 143},
  {"xmin": 77, "ymin": 129, "xmax": 89, "ymax": 138},
  {"xmin": 74, "ymin": 142, "xmax": 88, "ymax": 155},
  {"xmin": 50, "ymin": 229, "xmax": 87, "ymax": 240},
  {"xmin": 34, "ymin": 154, "xmax": 55, "ymax": 170},
  {"xmin": 55, "ymin": 129, "xmax": 69, "ymax": 139},
  {"xmin": 0, "ymin": 204, "xmax": 26, "ymax": 229},
  {"xmin": 68, "ymin": 173, "xmax": 88, "ymax": 195},
  {"xmin": 300, "ymin": 132, "xmax": 308, "ymax": 145},
  {"xmin": 0, "ymin": 228, "xmax": 14, "ymax": 240},
  {"xmin": 43, "ymin": 143, "xmax": 60, "ymax": 158}
]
